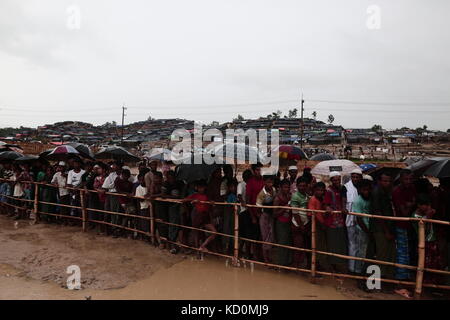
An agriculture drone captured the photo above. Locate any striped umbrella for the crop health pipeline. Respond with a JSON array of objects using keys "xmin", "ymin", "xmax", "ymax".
[{"xmin": 46, "ymin": 145, "xmax": 80, "ymax": 161}]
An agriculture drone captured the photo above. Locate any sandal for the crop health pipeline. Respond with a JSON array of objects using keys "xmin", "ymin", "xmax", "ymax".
[{"xmin": 394, "ymin": 289, "xmax": 413, "ymax": 299}]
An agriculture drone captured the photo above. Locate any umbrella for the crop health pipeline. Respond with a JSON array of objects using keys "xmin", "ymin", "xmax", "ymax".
[
  {"xmin": 403, "ymin": 157, "xmax": 423, "ymax": 166},
  {"xmin": 311, "ymin": 159, "xmax": 360, "ymax": 177},
  {"xmin": 424, "ymin": 159, "xmax": 450, "ymax": 178},
  {"xmin": 272, "ymin": 145, "xmax": 308, "ymax": 161},
  {"xmin": 15, "ymin": 155, "xmax": 40, "ymax": 163},
  {"xmin": 310, "ymin": 153, "xmax": 337, "ymax": 161},
  {"xmin": 45, "ymin": 145, "xmax": 80, "ymax": 161},
  {"xmin": 144, "ymin": 148, "xmax": 173, "ymax": 161},
  {"xmin": 0, "ymin": 143, "xmax": 24, "ymax": 153},
  {"xmin": 95, "ymin": 146, "xmax": 141, "ymax": 162},
  {"xmin": 211, "ymin": 143, "xmax": 268, "ymax": 163},
  {"xmin": 406, "ymin": 158, "xmax": 441, "ymax": 176},
  {"xmin": 39, "ymin": 148, "xmax": 55, "ymax": 158},
  {"xmin": 0, "ymin": 151, "xmax": 23, "ymax": 161},
  {"xmin": 359, "ymin": 163, "xmax": 377, "ymax": 173},
  {"xmin": 369, "ymin": 167, "xmax": 403, "ymax": 183},
  {"xmin": 175, "ymin": 162, "xmax": 221, "ymax": 183},
  {"xmin": 66, "ymin": 143, "xmax": 95, "ymax": 160}
]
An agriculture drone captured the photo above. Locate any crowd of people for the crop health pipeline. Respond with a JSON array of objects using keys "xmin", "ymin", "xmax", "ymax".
[{"xmin": 0, "ymin": 158, "xmax": 449, "ymax": 298}]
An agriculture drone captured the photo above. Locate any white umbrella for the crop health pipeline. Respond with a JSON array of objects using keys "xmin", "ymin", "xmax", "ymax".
[{"xmin": 311, "ymin": 159, "xmax": 360, "ymax": 177}]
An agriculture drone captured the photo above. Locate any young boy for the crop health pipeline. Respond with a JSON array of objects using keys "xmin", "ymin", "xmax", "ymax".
[
  {"xmin": 273, "ymin": 179, "xmax": 293, "ymax": 267},
  {"xmin": 115, "ymin": 169, "xmax": 135, "ymax": 237},
  {"xmin": 290, "ymin": 176, "xmax": 311, "ymax": 268},
  {"xmin": 183, "ymin": 179, "xmax": 217, "ymax": 253},
  {"xmin": 223, "ymin": 179, "xmax": 238, "ymax": 254},
  {"xmin": 256, "ymin": 175, "xmax": 276, "ymax": 264},
  {"xmin": 134, "ymin": 173, "xmax": 151, "ymax": 238},
  {"xmin": 150, "ymin": 171, "xmax": 166, "ymax": 249},
  {"xmin": 307, "ymin": 182, "xmax": 330, "ymax": 271},
  {"xmin": 350, "ymin": 179, "xmax": 373, "ymax": 290},
  {"xmin": 412, "ymin": 195, "xmax": 442, "ymax": 285}
]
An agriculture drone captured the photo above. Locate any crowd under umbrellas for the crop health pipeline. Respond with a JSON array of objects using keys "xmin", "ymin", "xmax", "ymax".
[{"xmin": 1, "ymin": 143, "xmax": 450, "ymax": 299}]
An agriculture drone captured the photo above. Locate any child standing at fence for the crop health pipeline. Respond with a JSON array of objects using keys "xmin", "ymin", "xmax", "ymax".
[
  {"xmin": 115, "ymin": 169, "xmax": 135, "ymax": 238},
  {"xmin": 411, "ymin": 195, "xmax": 442, "ymax": 285},
  {"xmin": 349, "ymin": 179, "xmax": 373, "ymax": 290},
  {"xmin": 273, "ymin": 180, "xmax": 293, "ymax": 267},
  {"xmin": 51, "ymin": 162, "xmax": 69, "ymax": 223},
  {"xmin": 135, "ymin": 173, "xmax": 151, "ymax": 239},
  {"xmin": 67, "ymin": 158, "xmax": 85, "ymax": 222},
  {"xmin": 151, "ymin": 172, "xmax": 167, "ymax": 249},
  {"xmin": 290, "ymin": 177, "xmax": 311, "ymax": 268},
  {"xmin": 223, "ymin": 179, "xmax": 238, "ymax": 254},
  {"xmin": 308, "ymin": 182, "xmax": 330, "ymax": 271},
  {"xmin": 183, "ymin": 179, "xmax": 217, "ymax": 253},
  {"xmin": 323, "ymin": 171, "xmax": 348, "ymax": 273},
  {"xmin": 256, "ymin": 175, "xmax": 276, "ymax": 264}
]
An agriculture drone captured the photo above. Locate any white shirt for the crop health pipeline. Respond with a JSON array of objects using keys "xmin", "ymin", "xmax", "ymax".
[
  {"xmin": 345, "ymin": 181, "xmax": 359, "ymax": 227},
  {"xmin": 135, "ymin": 185, "xmax": 150, "ymax": 209},
  {"xmin": 67, "ymin": 169, "xmax": 85, "ymax": 188},
  {"xmin": 12, "ymin": 174, "xmax": 24, "ymax": 198},
  {"xmin": 237, "ymin": 181, "xmax": 247, "ymax": 213},
  {"xmin": 51, "ymin": 172, "xmax": 69, "ymax": 196},
  {"xmin": 102, "ymin": 171, "xmax": 118, "ymax": 192}
]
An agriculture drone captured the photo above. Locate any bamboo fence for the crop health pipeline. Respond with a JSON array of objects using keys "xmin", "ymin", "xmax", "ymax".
[{"xmin": 1, "ymin": 178, "xmax": 450, "ymax": 298}]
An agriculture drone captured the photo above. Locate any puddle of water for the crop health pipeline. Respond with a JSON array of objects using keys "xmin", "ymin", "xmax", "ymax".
[{"xmin": 0, "ymin": 259, "xmax": 349, "ymax": 300}]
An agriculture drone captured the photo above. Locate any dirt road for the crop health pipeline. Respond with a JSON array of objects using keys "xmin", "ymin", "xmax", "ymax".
[{"xmin": 0, "ymin": 215, "xmax": 434, "ymax": 300}]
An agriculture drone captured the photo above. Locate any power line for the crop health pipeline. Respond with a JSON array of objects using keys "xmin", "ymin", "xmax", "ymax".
[{"xmin": 307, "ymin": 99, "xmax": 450, "ymax": 107}]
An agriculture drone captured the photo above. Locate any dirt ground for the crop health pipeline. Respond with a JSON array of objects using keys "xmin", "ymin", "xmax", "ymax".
[
  {"xmin": 0, "ymin": 215, "xmax": 183, "ymax": 291},
  {"xmin": 0, "ymin": 214, "xmax": 448, "ymax": 300}
]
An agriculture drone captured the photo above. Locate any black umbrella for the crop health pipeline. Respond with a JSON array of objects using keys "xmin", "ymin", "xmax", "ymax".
[
  {"xmin": 0, "ymin": 151, "xmax": 23, "ymax": 161},
  {"xmin": 95, "ymin": 146, "xmax": 141, "ymax": 162},
  {"xmin": 39, "ymin": 148, "xmax": 54, "ymax": 159},
  {"xmin": 66, "ymin": 143, "xmax": 95, "ymax": 160},
  {"xmin": 424, "ymin": 159, "xmax": 450, "ymax": 178},
  {"xmin": 406, "ymin": 158, "xmax": 441, "ymax": 176},
  {"xmin": 310, "ymin": 153, "xmax": 337, "ymax": 161},
  {"xmin": 15, "ymin": 155, "xmax": 40, "ymax": 163},
  {"xmin": 175, "ymin": 163, "xmax": 221, "ymax": 183}
]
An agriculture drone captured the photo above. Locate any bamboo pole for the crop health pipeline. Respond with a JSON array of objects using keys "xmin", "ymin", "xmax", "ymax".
[
  {"xmin": 311, "ymin": 212, "xmax": 317, "ymax": 282},
  {"xmin": 149, "ymin": 202, "xmax": 155, "ymax": 245},
  {"xmin": 415, "ymin": 220, "xmax": 426, "ymax": 299},
  {"xmin": 233, "ymin": 204, "xmax": 239, "ymax": 267},
  {"xmin": 80, "ymin": 190, "xmax": 87, "ymax": 232},
  {"xmin": 33, "ymin": 183, "xmax": 39, "ymax": 222}
]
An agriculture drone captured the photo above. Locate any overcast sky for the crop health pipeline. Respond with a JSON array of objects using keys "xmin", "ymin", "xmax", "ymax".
[{"xmin": 1, "ymin": 0, "xmax": 450, "ymax": 130}]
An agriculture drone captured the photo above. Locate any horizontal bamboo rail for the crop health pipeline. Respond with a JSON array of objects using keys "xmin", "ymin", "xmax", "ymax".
[{"xmin": 1, "ymin": 177, "xmax": 450, "ymax": 297}]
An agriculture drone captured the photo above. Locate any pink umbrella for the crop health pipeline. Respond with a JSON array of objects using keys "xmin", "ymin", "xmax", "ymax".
[{"xmin": 45, "ymin": 145, "xmax": 80, "ymax": 161}]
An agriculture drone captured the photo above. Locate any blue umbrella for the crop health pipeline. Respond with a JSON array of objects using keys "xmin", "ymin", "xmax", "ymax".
[{"xmin": 359, "ymin": 163, "xmax": 377, "ymax": 172}]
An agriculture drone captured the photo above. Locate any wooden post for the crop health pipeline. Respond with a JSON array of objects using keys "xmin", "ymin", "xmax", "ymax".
[
  {"xmin": 233, "ymin": 204, "xmax": 240, "ymax": 267},
  {"xmin": 80, "ymin": 189, "xmax": 87, "ymax": 232},
  {"xmin": 311, "ymin": 212, "xmax": 317, "ymax": 282},
  {"xmin": 414, "ymin": 220, "xmax": 426, "ymax": 299},
  {"xmin": 33, "ymin": 183, "xmax": 39, "ymax": 222},
  {"xmin": 149, "ymin": 202, "xmax": 155, "ymax": 245}
]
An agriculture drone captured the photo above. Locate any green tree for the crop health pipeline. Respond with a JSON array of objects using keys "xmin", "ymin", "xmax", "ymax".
[
  {"xmin": 312, "ymin": 111, "xmax": 317, "ymax": 120},
  {"xmin": 371, "ymin": 124, "xmax": 383, "ymax": 133},
  {"xmin": 327, "ymin": 114, "xmax": 335, "ymax": 124},
  {"xmin": 288, "ymin": 108, "xmax": 298, "ymax": 118},
  {"xmin": 234, "ymin": 114, "xmax": 244, "ymax": 121}
]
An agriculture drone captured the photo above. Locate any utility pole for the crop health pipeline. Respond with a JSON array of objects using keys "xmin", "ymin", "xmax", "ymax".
[
  {"xmin": 121, "ymin": 103, "xmax": 127, "ymax": 146},
  {"xmin": 300, "ymin": 93, "xmax": 305, "ymax": 149}
]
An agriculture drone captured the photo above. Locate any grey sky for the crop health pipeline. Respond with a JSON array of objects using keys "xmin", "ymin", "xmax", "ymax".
[{"xmin": 1, "ymin": 0, "xmax": 450, "ymax": 130}]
